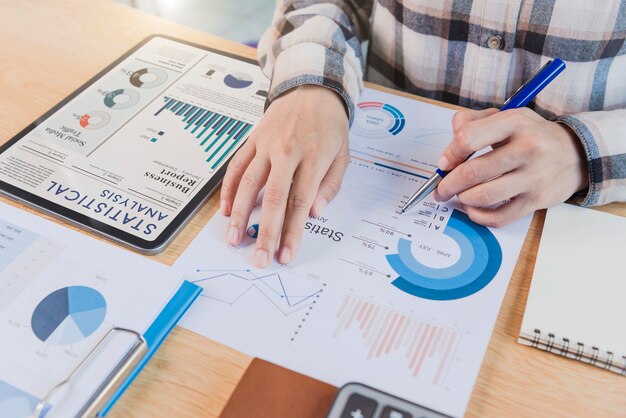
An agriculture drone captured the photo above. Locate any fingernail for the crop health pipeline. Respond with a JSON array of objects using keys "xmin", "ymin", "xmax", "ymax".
[
  {"xmin": 315, "ymin": 198, "xmax": 328, "ymax": 215},
  {"xmin": 254, "ymin": 249, "xmax": 269, "ymax": 267},
  {"xmin": 279, "ymin": 247, "xmax": 291, "ymax": 264},
  {"xmin": 227, "ymin": 226, "xmax": 239, "ymax": 245},
  {"xmin": 220, "ymin": 199, "xmax": 229, "ymax": 215},
  {"xmin": 438, "ymin": 156, "xmax": 450, "ymax": 171}
]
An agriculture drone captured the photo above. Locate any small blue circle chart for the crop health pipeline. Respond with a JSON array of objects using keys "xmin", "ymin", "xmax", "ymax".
[
  {"xmin": 104, "ymin": 88, "xmax": 140, "ymax": 110},
  {"xmin": 246, "ymin": 224, "xmax": 259, "ymax": 239},
  {"xmin": 353, "ymin": 101, "xmax": 406, "ymax": 138},
  {"xmin": 31, "ymin": 286, "xmax": 107, "ymax": 344},
  {"xmin": 386, "ymin": 210, "xmax": 502, "ymax": 300}
]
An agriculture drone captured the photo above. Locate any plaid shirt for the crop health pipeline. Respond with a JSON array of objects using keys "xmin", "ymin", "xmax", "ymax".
[{"xmin": 258, "ymin": 0, "xmax": 626, "ymax": 207}]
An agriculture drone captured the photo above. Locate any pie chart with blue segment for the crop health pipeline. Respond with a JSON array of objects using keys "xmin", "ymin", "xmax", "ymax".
[
  {"xmin": 387, "ymin": 210, "xmax": 502, "ymax": 300},
  {"xmin": 224, "ymin": 72, "xmax": 254, "ymax": 89},
  {"xmin": 31, "ymin": 286, "xmax": 107, "ymax": 345}
]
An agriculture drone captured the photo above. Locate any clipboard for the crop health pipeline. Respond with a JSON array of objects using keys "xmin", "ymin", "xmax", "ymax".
[{"xmin": 31, "ymin": 280, "xmax": 201, "ymax": 417}]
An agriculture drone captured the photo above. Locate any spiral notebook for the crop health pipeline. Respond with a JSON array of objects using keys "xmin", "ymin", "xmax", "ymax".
[{"xmin": 519, "ymin": 204, "xmax": 626, "ymax": 375}]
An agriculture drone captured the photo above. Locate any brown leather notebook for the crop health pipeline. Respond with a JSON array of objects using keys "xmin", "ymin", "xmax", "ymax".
[{"xmin": 220, "ymin": 358, "xmax": 338, "ymax": 418}]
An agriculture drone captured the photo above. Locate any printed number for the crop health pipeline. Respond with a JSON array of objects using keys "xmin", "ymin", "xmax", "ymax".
[{"xmin": 358, "ymin": 267, "xmax": 374, "ymax": 276}]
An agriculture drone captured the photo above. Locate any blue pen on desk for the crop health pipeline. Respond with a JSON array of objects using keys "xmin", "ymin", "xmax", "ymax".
[{"xmin": 400, "ymin": 58, "xmax": 566, "ymax": 214}]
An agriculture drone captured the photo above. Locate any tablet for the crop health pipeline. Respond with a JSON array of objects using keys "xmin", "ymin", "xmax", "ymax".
[{"xmin": 0, "ymin": 35, "xmax": 267, "ymax": 253}]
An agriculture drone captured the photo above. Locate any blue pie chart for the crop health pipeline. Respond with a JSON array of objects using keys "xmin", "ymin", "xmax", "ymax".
[
  {"xmin": 31, "ymin": 286, "xmax": 107, "ymax": 345},
  {"xmin": 224, "ymin": 72, "xmax": 253, "ymax": 89},
  {"xmin": 387, "ymin": 210, "xmax": 502, "ymax": 300}
]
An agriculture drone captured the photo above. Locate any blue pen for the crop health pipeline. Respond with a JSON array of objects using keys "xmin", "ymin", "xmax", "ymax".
[{"xmin": 400, "ymin": 58, "xmax": 566, "ymax": 214}]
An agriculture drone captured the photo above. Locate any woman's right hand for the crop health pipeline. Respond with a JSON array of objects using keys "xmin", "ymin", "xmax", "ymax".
[{"xmin": 220, "ymin": 85, "xmax": 350, "ymax": 267}]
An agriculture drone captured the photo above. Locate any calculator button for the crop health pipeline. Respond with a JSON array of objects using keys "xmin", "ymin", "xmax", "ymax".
[
  {"xmin": 380, "ymin": 405, "xmax": 413, "ymax": 418},
  {"xmin": 340, "ymin": 393, "xmax": 378, "ymax": 418}
]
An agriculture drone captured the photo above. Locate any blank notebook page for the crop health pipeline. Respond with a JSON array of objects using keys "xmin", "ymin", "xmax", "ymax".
[{"xmin": 519, "ymin": 203, "xmax": 626, "ymax": 367}]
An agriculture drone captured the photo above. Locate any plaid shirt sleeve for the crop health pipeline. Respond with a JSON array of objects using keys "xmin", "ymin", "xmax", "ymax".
[
  {"xmin": 558, "ymin": 110, "xmax": 626, "ymax": 207},
  {"xmin": 257, "ymin": 0, "xmax": 373, "ymax": 124},
  {"xmin": 257, "ymin": 1, "xmax": 626, "ymax": 207}
]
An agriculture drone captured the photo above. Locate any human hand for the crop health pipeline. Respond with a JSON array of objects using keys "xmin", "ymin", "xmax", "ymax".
[
  {"xmin": 220, "ymin": 85, "xmax": 350, "ymax": 267},
  {"xmin": 433, "ymin": 107, "xmax": 589, "ymax": 227}
]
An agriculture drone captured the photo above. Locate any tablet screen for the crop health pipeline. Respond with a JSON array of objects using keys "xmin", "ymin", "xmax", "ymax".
[{"xmin": 0, "ymin": 36, "xmax": 267, "ymax": 251}]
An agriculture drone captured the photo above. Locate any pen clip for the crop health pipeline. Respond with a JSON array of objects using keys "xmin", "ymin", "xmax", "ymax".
[{"xmin": 501, "ymin": 60, "xmax": 552, "ymax": 109}]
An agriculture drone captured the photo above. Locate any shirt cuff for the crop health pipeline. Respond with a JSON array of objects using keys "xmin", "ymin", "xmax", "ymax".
[
  {"xmin": 557, "ymin": 109, "xmax": 626, "ymax": 207},
  {"xmin": 262, "ymin": 41, "xmax": 362, "ymax": 126}
]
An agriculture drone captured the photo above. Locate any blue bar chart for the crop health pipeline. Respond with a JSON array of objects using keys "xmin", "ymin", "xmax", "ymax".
[{"xmin": 155, "ymin": 97, "xmax": 253, "ymax": 170}]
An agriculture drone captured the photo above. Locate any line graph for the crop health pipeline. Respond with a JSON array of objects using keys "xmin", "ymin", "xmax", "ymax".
[{"xmin": 190, "ymin": 269, "xmax": 325, "ymax": 316}]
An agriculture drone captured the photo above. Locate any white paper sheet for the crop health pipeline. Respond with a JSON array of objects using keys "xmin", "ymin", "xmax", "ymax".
[
  {"xmin": 0, "ymin": 203, "xmax": 184, "ymax": 417},
  {"xmin": 175, "ymin": 88, "xmax": 532, "ymax": 417}
]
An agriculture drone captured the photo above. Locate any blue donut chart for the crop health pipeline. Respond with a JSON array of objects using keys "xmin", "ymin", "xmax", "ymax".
[
  {"xmin": 104, "ymin": 88, "xmax": 140, "ymax": 110},
  {"xmin": 381, "ymin": 103, "xmax": 406, "ymax": 135},
  {"xmin": 387, "ymin": 210, "xmax": 502, "ymax": 300},
  {"xmin": 354, "ymin": 101, "xmax": 406, "ymax": 138}
]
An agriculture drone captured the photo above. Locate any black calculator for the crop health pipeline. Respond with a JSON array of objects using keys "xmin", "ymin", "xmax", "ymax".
[{"xmin": 326, "ymin": 382, "xmax": 451, "ymax": 418}]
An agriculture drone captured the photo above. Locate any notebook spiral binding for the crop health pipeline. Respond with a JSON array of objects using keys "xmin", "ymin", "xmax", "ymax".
[{"xmin": 531, "ymin": 329, "xmax": 626, "ymax": 376}]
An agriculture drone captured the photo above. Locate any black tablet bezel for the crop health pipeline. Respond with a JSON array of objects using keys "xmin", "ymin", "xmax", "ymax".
[{"xmin": 0, "ymin": 34, "xmax": 260, "ymax": 254}]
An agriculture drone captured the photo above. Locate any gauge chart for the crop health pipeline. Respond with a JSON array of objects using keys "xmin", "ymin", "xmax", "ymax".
[
  {"xmin": 129, "ymin": 67, "xmax": 168, "ymax": 89},
  {"xmin": 104, "ymin": 88, "xmax": 140, "ymax": 110},
  {"xmin": 79, "ymin": 111, "xmax": 111, "ymax": 130},
  {"xmin": 31, "ymin": 286, "xmax": 106, "ymax": 345},
  {"xmin": 352, "ymin": 101, "xmax": 406, "ymax": 138}
]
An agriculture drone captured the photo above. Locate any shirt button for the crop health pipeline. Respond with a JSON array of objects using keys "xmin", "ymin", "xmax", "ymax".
[{"xmin": 487, "ymin": 35, "xmax": 503, "ymax": 49}]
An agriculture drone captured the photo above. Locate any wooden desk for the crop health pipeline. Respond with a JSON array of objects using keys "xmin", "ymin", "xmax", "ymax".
[{"xmin": 1, "ymin": 1, "xmax": 625, "ymax": 416}]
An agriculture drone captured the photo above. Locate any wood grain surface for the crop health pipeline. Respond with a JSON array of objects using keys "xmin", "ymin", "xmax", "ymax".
[{"xmin": 1, "ymin": 1, "xmax": 624, "ymax": 416}]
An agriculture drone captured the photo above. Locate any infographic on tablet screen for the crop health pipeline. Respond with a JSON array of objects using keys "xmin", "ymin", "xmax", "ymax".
[{"xmin": 0, "ymin": 37, "xmax": 267, "ymax": 241}]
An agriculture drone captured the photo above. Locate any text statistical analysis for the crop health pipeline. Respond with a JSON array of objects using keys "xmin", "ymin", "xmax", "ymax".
[
  {"xmin": 0, "ymin": 37, "xmax": 267, "ymax": 241},
  {"xmin": 175, "ymin": 88, "xmax": 533, "ymax": 417},
  {"xmin": 0, "ymin": 203, "xmax": 185, "ymax": 417}
]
